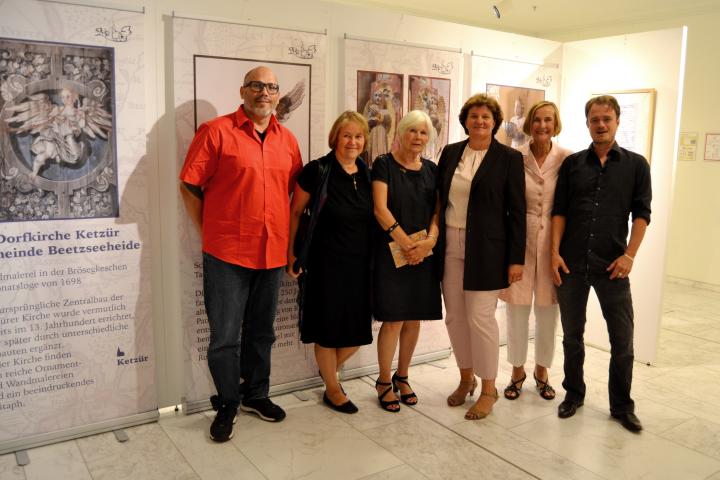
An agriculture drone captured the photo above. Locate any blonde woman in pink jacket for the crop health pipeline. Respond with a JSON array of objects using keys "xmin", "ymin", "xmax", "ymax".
[{"xmin": 499, "ymin": 101, "xmax": 571, "ymax": 401}]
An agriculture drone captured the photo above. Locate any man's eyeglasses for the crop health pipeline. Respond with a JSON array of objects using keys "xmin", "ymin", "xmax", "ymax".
[{"xmin": 243, "ymin": 81, "xmax": 280, "ymax": 94}]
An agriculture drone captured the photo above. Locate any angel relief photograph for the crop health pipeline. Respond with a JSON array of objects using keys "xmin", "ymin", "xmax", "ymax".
[
  {"xmin": 409, "ymin": 75, "xmax": 450, "ymax": 162},
  {"xmin": 0, "ymin": 38, "xmax": 118, "ymax": 223},
  {"xmin": 486, "ymin": 83, "xmax": 545, "ymax": 150},
  {"xmin": 356, "ymin": 70, "xmax": 403, "ymax": 166},
  {"xmin": 193, "ymin": 56, "xmax": 311, "ymax": 163}
]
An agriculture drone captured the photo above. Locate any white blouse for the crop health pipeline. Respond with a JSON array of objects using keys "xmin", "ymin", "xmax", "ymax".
[{"xmin": 446, "ymin": 145, "xmax": 488, "ymax": 229}]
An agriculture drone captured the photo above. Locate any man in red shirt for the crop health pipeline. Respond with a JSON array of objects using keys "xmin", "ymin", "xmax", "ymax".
[{"xmin": 179, "ymin": 66, "xmax": 303, "ymax": 442}]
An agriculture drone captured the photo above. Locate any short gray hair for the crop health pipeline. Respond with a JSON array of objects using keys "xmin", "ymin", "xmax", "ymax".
[{"xmin": 396, "ymin": 110, "xmax": 436, "ymax": 143}]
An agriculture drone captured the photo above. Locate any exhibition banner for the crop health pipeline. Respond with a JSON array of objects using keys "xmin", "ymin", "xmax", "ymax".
[
  {"xmin": 173, "ymin": 16, "xmax": 327, "ymax": 411},
  {"xmin": 471, "ymin": 54, "xmax": 560, "ymax": 342},
  {"xmin": 344, "ymin": 37, "xmax": 463, "ymax": 164},
  {"xmin": 471, "ymin": 54, "xmax": 561, "ymax": 156},
  {"xmin": 343, "ymin": 37, "xmax": 458, "ymax": 371},
  {"xmin": 0, "ymin": 1, "xmax": 155, "ymax": 454}
]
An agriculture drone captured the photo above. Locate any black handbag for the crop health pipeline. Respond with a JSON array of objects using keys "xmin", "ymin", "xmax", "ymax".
[
  {"xmin": 293, "ymin": 156, "xmax": 332, "ymax": 273},
  {"xmin": 294, "ymin": 155, "xmax": 333, "ymax": 328}
]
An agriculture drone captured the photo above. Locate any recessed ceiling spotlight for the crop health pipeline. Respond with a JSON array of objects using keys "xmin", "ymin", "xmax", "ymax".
[{"xmin": 491, "ymin": 0, "xmax": 513, "ymax": 19}]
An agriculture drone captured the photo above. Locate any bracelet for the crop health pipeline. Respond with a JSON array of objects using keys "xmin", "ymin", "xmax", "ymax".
[
  {"xmin": 426, "ymin": 233, "xmax": 437, "ymax": 241},
  {"xmin": 623, "ymin": 253, "xmax": 634, "ymax": 262},
  {"xmin": 386, "ymin": 221, "xmax": 399, "ymax": 234}
]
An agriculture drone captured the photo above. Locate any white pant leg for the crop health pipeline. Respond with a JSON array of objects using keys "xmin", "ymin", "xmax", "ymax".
[
  {"xmin": 465, "ymin": 290, "xmax": 501, "ymax": 379},
  {"xmin": 443, "ymin": 228, "xmax": 473, "ymax": 369},
  {"xmin": 533, "ymin": 303, "xmax": 559, "ymax": 368},
  {"xmin": 506, "ymin": 303, "xmax": 531, "ymax": 367}
]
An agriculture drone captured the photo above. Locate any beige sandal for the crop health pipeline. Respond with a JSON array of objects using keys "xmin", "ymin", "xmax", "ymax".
[
  {"xmin": 447, "ymin": 378, "xmax": 478, "ymax": 407},
  {"xmin": 464, "ymin": 389, "xmax": 499, "ymax": 420}
]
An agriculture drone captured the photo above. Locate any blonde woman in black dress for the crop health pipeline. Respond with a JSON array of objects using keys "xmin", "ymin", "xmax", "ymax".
[{"xmin": 288, "ymin": 111, "xmax": 373, "ymax": 414}]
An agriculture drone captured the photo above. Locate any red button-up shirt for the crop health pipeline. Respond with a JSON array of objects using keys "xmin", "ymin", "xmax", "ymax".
[{"xmin": 179, "ymin": 106, "xmax": 303, "ymax": 269}]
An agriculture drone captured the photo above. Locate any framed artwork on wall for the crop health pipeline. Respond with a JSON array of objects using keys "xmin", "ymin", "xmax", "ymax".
[
  {"xmin": 704, "ymin": 133, "xmax": 720, "ymax": 161},
  {"xmin": 678, "ymin": 132, "xmax": 698, "ymax": 162}
]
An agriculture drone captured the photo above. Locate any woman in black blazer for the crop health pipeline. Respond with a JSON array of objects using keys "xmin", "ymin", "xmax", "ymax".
[{"xmin": 437, "ymin": 93, "xmax": 526, "ymax": 420}]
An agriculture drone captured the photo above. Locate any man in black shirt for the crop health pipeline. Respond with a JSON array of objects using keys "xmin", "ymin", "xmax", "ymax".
[{"xmin": 551, "ymin": 95, "xmax": 651, "ymax": 433}]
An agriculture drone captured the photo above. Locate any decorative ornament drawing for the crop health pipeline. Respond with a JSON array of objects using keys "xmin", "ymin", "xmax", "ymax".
[{"xmin": 0, "ymin": 39, "xmax": 118, "ymax": 222}]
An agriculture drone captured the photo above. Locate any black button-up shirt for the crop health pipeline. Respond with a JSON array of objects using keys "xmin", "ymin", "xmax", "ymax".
[{"xmin": 552, "ymin": 142, "xmax": 651, "ymax": 274}]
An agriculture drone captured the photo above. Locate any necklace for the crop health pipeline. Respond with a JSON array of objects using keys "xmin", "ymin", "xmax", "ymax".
[
  {"xmin": 397, "ymin": 158, "xmax": 421, "ymax": 173},
  {"xmin": 352, "ymin": 173, "xmax": 357, "ymax": 191}
]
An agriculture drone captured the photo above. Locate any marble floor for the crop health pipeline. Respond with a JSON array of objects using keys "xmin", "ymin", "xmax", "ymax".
[{"xmin": 2, "ymin": 281, "xmax": 720, "ymax": 480}]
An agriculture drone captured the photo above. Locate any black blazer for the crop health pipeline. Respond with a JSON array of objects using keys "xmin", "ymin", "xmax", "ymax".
[{"xmin": 435, "ymin": 138, "xmax": 526, "ymax": 291}]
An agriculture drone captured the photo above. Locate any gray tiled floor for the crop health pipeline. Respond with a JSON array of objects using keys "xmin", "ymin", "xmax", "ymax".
[{"xmin": 2, "ymin": 280, "xmax": 720, "ymax": 479}]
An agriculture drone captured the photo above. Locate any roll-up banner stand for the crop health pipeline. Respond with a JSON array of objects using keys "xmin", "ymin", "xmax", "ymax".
[
  {"xmin": 341, "ymin": 36, "xmax": 458, "ymax": 375},
  {"xmin": 0, "ymin": 0, "xmax": 156, "ymax": 455},
  {"xmin": 172, "ymin": 14, "xmax": 329, "ymax": 413}
]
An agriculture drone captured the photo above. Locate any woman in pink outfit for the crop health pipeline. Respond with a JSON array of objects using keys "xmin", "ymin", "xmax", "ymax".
[{"xmin": 499, "ymin": 101, "xmax": 572, "ymax": 401}]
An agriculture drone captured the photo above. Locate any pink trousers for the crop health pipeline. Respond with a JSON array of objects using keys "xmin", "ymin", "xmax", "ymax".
[{"xmin": 442, "ymin": 227, "xmax": 500, "ymax": 380}]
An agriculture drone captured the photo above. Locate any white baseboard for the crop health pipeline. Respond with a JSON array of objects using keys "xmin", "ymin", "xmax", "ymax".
[{"xmin": 666, "ymin": 275, "xmax": 720, "ymax": 294}]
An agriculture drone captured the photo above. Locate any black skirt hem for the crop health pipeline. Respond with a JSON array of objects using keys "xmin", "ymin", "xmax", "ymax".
[
  {"xmin": 373, "ymin": 314, "xmax": 444, "ymax": 322},
  {"xmin": 300, "ymin": 337, "xmax": 373, "ymax": 348}
]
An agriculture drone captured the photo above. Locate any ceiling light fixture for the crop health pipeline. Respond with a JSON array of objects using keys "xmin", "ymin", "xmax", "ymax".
[{"xmin": 491, "ymin": 0, "xmax": 513, "ymax": 19}]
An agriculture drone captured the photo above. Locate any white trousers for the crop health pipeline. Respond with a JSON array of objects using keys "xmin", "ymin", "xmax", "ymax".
[
  {"xmin": 443, "ymin": 227, "xmax": 500, "ymax": 379},
  {"xmin": 505, "ymin": 303, "xmax": 558, "ymax": 368}
]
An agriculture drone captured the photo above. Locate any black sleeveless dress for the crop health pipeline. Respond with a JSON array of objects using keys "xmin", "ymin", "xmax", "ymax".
[
  {"xmin": 298, "ymin": 155, "xmax": 374, "ymax": 347},
  {"xmin": 371, "ymin": 153, "xmax": 442, "ymax": 321}
]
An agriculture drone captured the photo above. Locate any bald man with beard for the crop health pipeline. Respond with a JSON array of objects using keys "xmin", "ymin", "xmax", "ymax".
[{"xmin": 180, "ymin": 66, "xmax": 303, "ymax": 442}]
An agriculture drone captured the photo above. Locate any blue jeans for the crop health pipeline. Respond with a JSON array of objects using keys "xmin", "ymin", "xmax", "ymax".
[
  {"xmin": 203, "ymin": 253, "xmax": 282, "ymax": 407},
  {"xmin": 557, "ymin": 271, "xmax": 635, "ymax": 415}
]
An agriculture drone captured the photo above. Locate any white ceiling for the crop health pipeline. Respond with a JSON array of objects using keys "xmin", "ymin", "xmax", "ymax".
[{"xmin": 332, "ymin": 0, "xmax": 720, "ymax": 39}]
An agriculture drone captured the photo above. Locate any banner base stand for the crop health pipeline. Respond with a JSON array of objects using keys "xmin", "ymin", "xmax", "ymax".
[
  {"xmin": 341, "ymin": 349, "xmax": 452, "ymax": 381},
  {"xmin": 182, "ymin": 375, "xmax": 326, "ymax": 415},
  {"xmin": 292, "ymin": 390, "xmax": 311, "ymax": 401},
  {"xmin": 182, "ymin": 349, "xmax": 452, "ymax": 415},
  {"xmin": 0, "ymin": 410, "xmax": 159, "ymax": 456},
  {"xmin": 15, "ymin": 451, "xmax": 29, "ymax": 466}
]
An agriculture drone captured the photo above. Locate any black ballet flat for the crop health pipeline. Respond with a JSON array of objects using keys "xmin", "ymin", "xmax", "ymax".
[{"xmin": 323, "ymin": 392, "xmax": 358, "ymax": 414}]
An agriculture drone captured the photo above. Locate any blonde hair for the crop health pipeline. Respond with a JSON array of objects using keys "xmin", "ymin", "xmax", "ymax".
[
  {"xmin": 328, "ymin": 111, "xmax": 370, "ymax": 152},
  {"xmin": 522, "ymin": 101, "xmax": 563, "ymax": 136}
]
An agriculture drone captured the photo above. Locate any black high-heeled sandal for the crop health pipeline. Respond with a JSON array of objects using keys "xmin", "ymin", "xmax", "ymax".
[
  {"xmin": 503, "ymin": 373, "xmax": 526, "ymax": 400},
  {"xmin": 392, "ymin": 372, "xmax": 418, "ymax": 405},
  {"xmin": 534, "ymin": 372, "xmax": 556, "ymax": 400},
  {"xmin": 375, "ymin": 378, "xmax": 400, "ymax": 412}
]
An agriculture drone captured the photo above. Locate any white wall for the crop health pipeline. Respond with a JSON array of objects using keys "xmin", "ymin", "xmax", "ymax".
[
  {"xmin": 559, "ymin": 28, "xmax": 686, "ymax": 363},
  {"xmin": 549, "ymin": 12, "xmax": 720, "ymax": 289}
]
